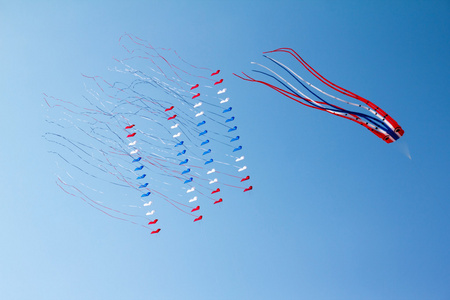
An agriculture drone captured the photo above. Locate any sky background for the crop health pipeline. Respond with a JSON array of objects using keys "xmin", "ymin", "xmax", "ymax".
[{"xmin": 1, "ymin": 1, "xmax": 450, "ymax": 299}]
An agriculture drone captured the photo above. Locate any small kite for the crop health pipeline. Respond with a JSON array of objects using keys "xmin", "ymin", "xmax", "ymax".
[{"xmin": 45, "ymin": 34, "xmax": 252, "ymax": 236}]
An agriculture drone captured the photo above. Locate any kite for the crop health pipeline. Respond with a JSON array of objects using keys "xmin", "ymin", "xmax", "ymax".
[
  {"xmin": 234, "ymin": 48, "xmax": 404, "ymax": 143},
  {"xmin": 44, "ymin": 33, "xmax": 252, "ymax": 234}
]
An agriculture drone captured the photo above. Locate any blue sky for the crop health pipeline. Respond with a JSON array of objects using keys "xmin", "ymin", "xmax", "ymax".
[{"xmin": 1, "ymin": 1, "xmax": 449, "ymax": 299}]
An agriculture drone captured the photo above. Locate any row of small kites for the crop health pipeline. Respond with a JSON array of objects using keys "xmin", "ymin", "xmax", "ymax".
[{"xmin": 44, "ymin": 34, "xmax": 403, "ymax": 235}]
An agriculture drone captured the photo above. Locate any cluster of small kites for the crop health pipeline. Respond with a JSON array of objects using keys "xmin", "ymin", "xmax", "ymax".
[{"xmin": 44, "ymin": 34, "xmax": 403, "ymax": 235}]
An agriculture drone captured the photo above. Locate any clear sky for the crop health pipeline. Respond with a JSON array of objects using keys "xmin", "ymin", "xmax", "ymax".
[{"xmin": 1, "ymin": 1, "xmax": 449, "ymax": 299}]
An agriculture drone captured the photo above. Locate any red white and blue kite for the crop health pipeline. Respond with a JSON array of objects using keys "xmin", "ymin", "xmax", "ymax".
[{"xmin": 235, "ymin": 48, "xmax": 404, "ymax": 143}]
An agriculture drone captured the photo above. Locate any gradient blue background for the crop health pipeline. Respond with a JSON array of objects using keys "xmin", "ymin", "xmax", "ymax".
[{"xmin": 1, "ymin": 1, "xmax": 449, "ymax": 299}]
